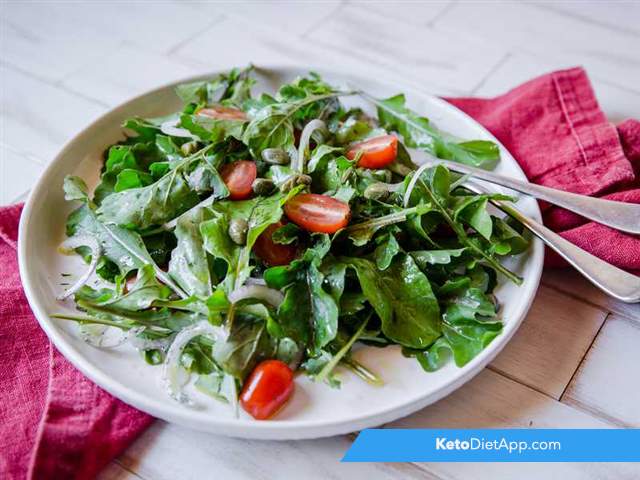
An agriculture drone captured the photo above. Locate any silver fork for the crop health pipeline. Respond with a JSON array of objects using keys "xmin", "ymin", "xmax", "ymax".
[
  {"xmin": 432, "ymin": 157, "xmax": 640, "ymax": 235},
  {"xmin": 465, "ymin": 182, "xmax": 640, "ymax": 303}
]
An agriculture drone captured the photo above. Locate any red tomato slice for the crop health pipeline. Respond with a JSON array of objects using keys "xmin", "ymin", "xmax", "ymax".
[
  {"xmin": 346, "ymin": 134, "xmax": 398, "ymax": 169},
  {"xmin": 284, "ymin": 194, "xmax": 350, "ymax": 234},
  {"xmin": 220, "ymin": 160, "xmax": 257, "ymax": 200},
  {"xmin": 240, "ymin": 360, "xmax": 294, "ymax": 420},
  {"xmin": 253, "ymin": 221, "xmax": 297, "ymax": 266},
  {"xmin": 197, "ymin": 106, "xmax": 247, "ymax": 121}
]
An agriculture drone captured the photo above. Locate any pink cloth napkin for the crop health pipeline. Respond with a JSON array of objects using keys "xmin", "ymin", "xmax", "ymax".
[
  {"xmin": 447, "ymin": 67, "xmax": 640, "ymax": 272},
  {"xmin": 1, "ymin": 66, "xmax": 639, "ymax": 479},
  {"xmin": 0, "ymin": 204, "xmax": 153, "ymax": 480}
]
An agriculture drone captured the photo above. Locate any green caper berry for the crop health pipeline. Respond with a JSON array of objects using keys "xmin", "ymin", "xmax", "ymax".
[
  {"xmin": 261, "ymin": 148, "xmax": 290, "ymax": 165},
  {"xmin": 363, "ymin": 183, "xmax": 392, "ymax": 201},
  {"xmin": 228, "ymin": 218, "xmax": 248, "ymax": 245},
  {"xmin": 280, "ymin": 174, "xmax": 312, "ymax": 193},
  {"xmin": 295, "ymin": 174, "xmax": 312, "ymax": 186},
  {"xmin": 180, "ymin": 141, "xmax": 199, "ymax": 156},
  {"xmin": 252, "ymin": 178, "xmax": 275, "ymax": 196}
]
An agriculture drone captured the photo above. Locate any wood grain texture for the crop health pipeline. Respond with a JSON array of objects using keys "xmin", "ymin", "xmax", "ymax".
[
  {"xmin": 97, "ymin": 462, "xmax": 145, "ymax": 480},
  {"xmin": 563, "ymin": 314, "xmax": 640, "ymax": 427},
  {"xmin": 0, "ymin": 146, "xmax": 44, "ymax": 204},
  {"xmin": 542, "ymin": 269, "xmax": 640, "ymax": 324},
  {"xmin": 61, "ymin": 44, "xmax": 200, "ymax": 107},
  {"xmin": 435, "ymin": 1, "xmax": 640, "ymax": 91},
  {"xmin": 0, "ymin": 67, "xmax": 106, "ymax": 163},
  {"xmin": 490, "ymin": 285, "xmax": 608, "ymax": 399},
  {"xmin": 386, "ymin": 369, "xmax": 638, "ymax": 480},
  {"xmin": 306, "ymin": 4, "xmax": 506, "ymax": 93},
  {"xmin": 116, "ymin": 421, "xmax": 435, "ymax": 480}
]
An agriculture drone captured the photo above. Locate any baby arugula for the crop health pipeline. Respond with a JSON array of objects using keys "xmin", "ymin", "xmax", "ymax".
[{"xmin": 54, "ymin": 66, "xmax": 529, "ymax": 414}]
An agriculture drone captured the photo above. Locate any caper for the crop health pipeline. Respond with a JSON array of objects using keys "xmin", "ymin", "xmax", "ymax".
[
  {"xmin": 340, "ymin": 167, "xmax": 354, "ymax": 183},
  {"xmin": 180, "ymin": 141, "xmax": 199, "ymax": 156},
  {"xmin": 363, "ymin": 183, "xmax": 391, "ymax": 201},
  {"xmin": 228, "ymin": 218, "xmax": 248, "ymax": 245},
  {"xmin": 280, "ymin": 174, "xmax": 312, "ymax": 193},
  {"xmin": 261, "ymin": 148, "xmax": 290, "ymax": 165},
  {"xmin": 252, "ymin": 178, "xmax": 275, "ymax": 196},
  {"xmin": 295, "ymin": 174, "xmax": 312, "ymax": 186}
]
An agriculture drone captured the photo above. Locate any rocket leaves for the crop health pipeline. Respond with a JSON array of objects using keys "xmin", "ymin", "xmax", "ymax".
[{"xmin": 56, "ymin": 66, "xmax": 530, "ymax": 409}]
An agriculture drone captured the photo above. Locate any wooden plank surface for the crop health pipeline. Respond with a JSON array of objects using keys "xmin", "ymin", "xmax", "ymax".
[
  {"xmin": 387, "ymin": 369, "xmax": 638, "ymax": 480},
  {"xmin": 436, "ymin": 1, "xmax": 640, "ymax": 91},
  {"xmin": 489, "ymin": 285, "xmax": 607, "ymax": 399},
  {"xmin": 2, "ymin": 1, "xmax": 640, "ymax": 478},
  {"xmin": 563, "ymin": 314, "xmax": 640, "ymax": 427}
]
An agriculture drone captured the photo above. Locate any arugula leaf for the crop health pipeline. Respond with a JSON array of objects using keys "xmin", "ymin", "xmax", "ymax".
[
  {"xmin": 176, "ymin": 66, "xmax": 255, "ymax": 107},
  {"xmin": 271, "ymin": 223, "xmax": 300, "ymax": 245},
  {"xmin": 169, "ymin": 207, "xmax": 214, "ymax": 297},
  {"xmin": 212, "ymin": 316, "xmax": 272, "ymax": 380},
  {"xmin": 368, "ymin": 92, "xmax": 500, "ymax": 168},
  {"xmin": 243, "ymin": 90, "xmax": 351, "ymax": 161},
  {"xmin": 205, "ymin": 186, "xmax": 304, "ymax": 291},
  {"xmin": 410, "ymin": 248, "xmax": 466, "ymax": 266},
  {"xmin": 407, "ymin": 165, "xmax": 522, "ymax": 285},
  {"xmin": 341, "ymin": 255, "xmax": 441, "ymax": 349},
  {"xmin": 81, "ymin": 265, "xmax": 170, "ymax": 312},
  {"xmin": 97, "ymin": 146, "xmax": 228, "ymax": 229},
  {"xmin": 277, "ymin": 262, "xmax": 339, "ymax": 352},
  {"xmin": 373, "ymin": 232, "xmax": 400, "ymax": 270},
  {"xmin": 63, "ymin": 175, "xmax": 91, "ymax": 203},
  {"xmin": 179, "ymin": 113, "xmax": 245, "ymax": 143},
  {"xmin": 67, "ymin": 204, "xmax": 185, "ymax": 296}
]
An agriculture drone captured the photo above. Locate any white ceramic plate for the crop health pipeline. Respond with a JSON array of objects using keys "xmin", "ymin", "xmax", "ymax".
[{"xmin": 19, "ymin": 66, "xmax": 543, "ymax": 439}]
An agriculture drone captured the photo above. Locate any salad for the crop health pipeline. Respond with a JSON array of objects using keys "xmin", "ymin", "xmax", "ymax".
[{"xmin": 54, "ymin": 66, "xmax": 529, "ymax": 420}]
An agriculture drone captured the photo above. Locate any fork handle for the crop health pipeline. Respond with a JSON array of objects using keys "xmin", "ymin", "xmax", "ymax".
[
  {"xmin": 439, "ymin": 159, "xmax": 640, "ymax": 235},
  {"xmin": 495, "ymin": 199, "xmax": 640, "ymax": 303}
]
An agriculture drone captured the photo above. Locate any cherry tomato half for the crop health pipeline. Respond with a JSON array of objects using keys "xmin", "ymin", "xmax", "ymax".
[
  {"xmin": 197, "ymin": 106, "xmax": 247, "ymax": 121},
  {"xmin": 284, "ymin": 193, "xmax": 350, "ymax": 234},
  {"xmin": 220, "ymin": 160, "xmax": 257, "ymax": 200},
  {"xmin": 346, "ymin": 134, "xmax": 398, "ymax": 169},
  {"xmin": 253, "ymin": 221, "xmax": 297, "ymax": 266},
  {"xmin": 240, "ymin": 360, "xmax": 294, "ymax": 420}
]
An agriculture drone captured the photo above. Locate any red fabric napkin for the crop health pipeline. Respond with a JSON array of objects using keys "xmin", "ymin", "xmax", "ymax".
[
  {"xmin": 1, "ymin": 66, "xmax": 639, "ymax": 479},
  {"xmin": 446, "ymin": 67, "xmax": 640, "ymax": 272},
  {"xmin": 0, "ymin": 203, "xmax": 153, "ymax": 480}
]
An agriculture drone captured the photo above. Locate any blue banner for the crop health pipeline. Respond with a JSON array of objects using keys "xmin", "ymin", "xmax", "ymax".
[{"xmin": 342, "ymin": 429, "xmax": 640, "ymax": 462}]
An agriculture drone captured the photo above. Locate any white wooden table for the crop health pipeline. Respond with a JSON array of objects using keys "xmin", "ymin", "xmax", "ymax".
[{"xmin": 2, "ymin": 1, "xmax": 640, "ymax": 478}]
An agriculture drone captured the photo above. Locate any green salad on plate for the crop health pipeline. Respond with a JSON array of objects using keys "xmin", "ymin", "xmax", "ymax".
[{"xmin": 54, "ymin": 66, "xmax": 529, "ymax": 420}]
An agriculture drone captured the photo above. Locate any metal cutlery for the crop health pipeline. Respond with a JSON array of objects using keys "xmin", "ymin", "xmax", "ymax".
[
  {"xmin": 431, "ymin": 157, "xmax": 640, "ymax": 235},
  {"xmin": 465, "ymin": 182, "xmax": 640, "ymax": 303}
]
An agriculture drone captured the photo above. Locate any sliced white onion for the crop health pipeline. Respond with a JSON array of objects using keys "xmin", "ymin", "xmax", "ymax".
[
  {"xmin": 228, "ymin": 284, "xmax": 284, "ymax": 307},
  {"xmin": 57, "ymin": 236, "xmax": 101, "ymax": 301},
  {"xmin": 245, "ymin": 277, "xmax": 267, "ymax": 286},
  {"xmin": 162, "ymin": 321, "xmax": 228, "ymax": 406},
  {"xmin": 403, "ymin": 161, "xmax": 433, "ymax": 208},
  {"xmin": 296, "ymin": 119, "xmax": 327, "ymax": 173},
  {"xmin": 79, "ymin": 324, "xmax": 127, "ymax": 349},
  {"xmin": 160, "ymin": 119, "xmax": 195, "ymax": 138},
  {"xmin": 128, "ymin": 329, "xmax": 175, "ymax": 352}
]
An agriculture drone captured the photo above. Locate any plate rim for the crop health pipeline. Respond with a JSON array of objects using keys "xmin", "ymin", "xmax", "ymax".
[{"xmin": 18, "ymin": 64, "xmax": 544, "ymax": 439}]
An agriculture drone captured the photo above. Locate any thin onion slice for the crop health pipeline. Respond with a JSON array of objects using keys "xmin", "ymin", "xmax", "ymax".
[
  {"xmin": 296, "ymin": 119, "xmax": 327, "ymax": 173},
  {"xmin": 244, "ymin": 277, "xmax": 267, "ymax": 286},
  {"xmin": 57, "ymin": 236, "xmax": 101, "ymax": 301},
  {"xmin": 228, "ymin": 284, "xmax": 284, "ymax": 307},
  {"xmin": 403, "ymin": 162, "xmax": 432, "ymax": 208},
  {"xmin": 160, "ymin": 119, "xmax": 195, "ymax": 138},
  {"xmin": 128, "ymin": 328, "xmax": 175, "ymax": 352},
  {"xmin": 162, "ymin": 321, "xmax": 228, "ymax": 406}
]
